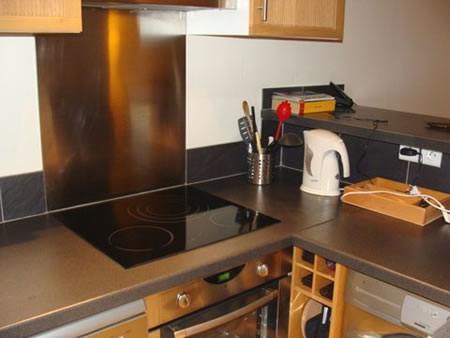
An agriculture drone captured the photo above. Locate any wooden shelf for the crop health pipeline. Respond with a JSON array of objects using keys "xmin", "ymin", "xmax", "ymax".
[
  {"xmin": 288, "ymin": 247, "xmax": 347, "ymax": 338},
  {"xmin": 295, "ymin": 285, "xmax": 313, "ymax": 298},
  {"xmin": 297, "ymin": 268, "xmax": 313, "ymax": 291},
  {"xmin": 296, "ymin": 262, "xmax": 314, "ymax": 272},
  {"xmin": 314, "ymin": 255, "xmax": 336, "ymax": 280},
  {"xmin": 294, "ymin": 286, "xmax": 333, "ymax": 308},
  {"xmin": 315, "ymin": 270, "xmax": 335, "ymax": 281},
  {"xmin": 313, "ymin": 275, "xmax": 334, "ymax": 301}
]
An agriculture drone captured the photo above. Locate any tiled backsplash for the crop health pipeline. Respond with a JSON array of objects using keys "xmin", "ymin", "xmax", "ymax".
[
  {"xmin": 0, "ymin": 140, "xmax": 267, "ymax": 222},
  {"xmin": 0, "ymin": 143, "xmax": 251, "ymax": 223},
  {"xmin": 1, "ymin": 124, "xmax": 449, "ymax": 223},
  {"xmin": 1, "ymin": 134, "xmax": 450, "ymax": 223},
  {"xmin": 187, "ymin": 142, "xmax": 248, "ymax": 183},
  {"xmin": 187, "ymin": 119, "xmax": 280, "ymax": 184},
  {"xmin": 408, "ymin": 152, "xmax": 450, "ymax": 193},
  {"xmin": 0, "ymin": 172, "xmax": 46, "ymax": 222}
]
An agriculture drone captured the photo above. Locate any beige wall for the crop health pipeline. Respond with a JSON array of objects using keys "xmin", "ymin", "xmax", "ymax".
[
  {"xmin": 0, "ymin": 36, "xmax": 42, "ymax": 176},
  {"xmin": 0, "ymin": 0, "xmax": 449, "ymax": 175},
  {"xmin": 187, "ymin": 0, "xmax": 450, "ymax": 148}
]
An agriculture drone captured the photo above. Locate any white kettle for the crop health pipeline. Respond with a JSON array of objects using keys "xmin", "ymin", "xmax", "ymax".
[{"xmin": 300, "ymin": 129, "xmax": 350, "ymax": 196}]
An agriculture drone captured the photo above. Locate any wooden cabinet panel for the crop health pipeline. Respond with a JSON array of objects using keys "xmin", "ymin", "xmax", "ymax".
[
  {"xmin": 250, "ymin": 0, "xmax": 345, "ymax": 40},
  {"xmin": 343, "ymin": 303, "xmax": 424, "ymax": 337},
  {"xmin": 288, "ymin": 247, "xmax": 348, "ymax": 338},
  {"xmin": 0, "ymin": 0, "xmax": 81, "ymax": 33},
  {"xmin": 84, "ymin": 314, "xmax": 148, "ymax": 338}
]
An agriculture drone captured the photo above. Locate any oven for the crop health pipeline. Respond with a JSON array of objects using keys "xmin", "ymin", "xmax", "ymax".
[{"xmin": 147, "ymin": 249, "xmax": 291, "ymax": 338}]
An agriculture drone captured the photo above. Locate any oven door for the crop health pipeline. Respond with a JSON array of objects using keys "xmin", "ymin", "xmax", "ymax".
[{"xmin": 157, "ymin": 286, "xmax": 279, "ymax": 338}]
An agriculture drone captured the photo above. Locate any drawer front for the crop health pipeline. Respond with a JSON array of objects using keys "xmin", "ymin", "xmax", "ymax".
[{"xmin": 85, "ymin": 315, "xmax": 147, "ymax": 338}]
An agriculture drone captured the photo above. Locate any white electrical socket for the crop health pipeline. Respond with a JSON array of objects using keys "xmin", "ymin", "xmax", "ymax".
[
  {"xmin": 421, "ymin": 149, "xmax": 442, "ymax": 168},
  {"xmin": 398, "ymin": 145, "xmax": 420, "ymax": 163}
]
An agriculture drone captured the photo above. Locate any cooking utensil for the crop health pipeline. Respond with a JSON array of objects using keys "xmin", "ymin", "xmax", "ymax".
[
  {"xmin": 275, "ymin": 101, "xmax": 292, "ymax": 141},
  {"xmin": 279, "ymin": 132, "xmax": 303, "ymax": 147},
  {"xmin": 255, "ymin": 131, "xmax": 263, "ymax": 155},
  {"xmin": 251, "ymin": 106, "xmax": 258, "ymax": 135},
  {"xmin": 242, "ymin": 100, "xmax": 253, "ymax": 133},
  {"xmin": 238, "ymin": 117, "xmax": 253, "ymax": 146}
]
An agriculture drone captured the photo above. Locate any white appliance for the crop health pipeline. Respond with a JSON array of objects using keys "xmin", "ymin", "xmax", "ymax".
[
  {"xmin": 301, "ymin": 129, "xmax": 350, "ymax": 196},
  {"xmin": 346, "ymin": 270, "xmax": 450, "ymax": 337}
]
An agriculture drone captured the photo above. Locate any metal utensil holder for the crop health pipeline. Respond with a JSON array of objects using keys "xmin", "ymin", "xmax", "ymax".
[{"xmin": 247, "ymin": 152, "xmax": 273, "ymax": 185}]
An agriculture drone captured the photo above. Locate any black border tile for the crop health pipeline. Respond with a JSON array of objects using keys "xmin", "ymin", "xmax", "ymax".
[
  {"xmin": 0, "ymin": 172, "xmax": 46, "ymax": 221},
  {"xmin": 187, "ymin": 142, "xmax": 248, "ymax": 183},
  {"xmin": 409, "ymin": 152, "xmax": 450, "ymax": 193}
]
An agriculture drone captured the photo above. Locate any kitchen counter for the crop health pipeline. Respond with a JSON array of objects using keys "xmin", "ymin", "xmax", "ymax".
[
  {"xmin": 0, "ymin": 168, "xmax": 449, "ymax": 337},
  {"xmin": 198, "ymin": 169, "xmax": 450, "ymax": 306}
]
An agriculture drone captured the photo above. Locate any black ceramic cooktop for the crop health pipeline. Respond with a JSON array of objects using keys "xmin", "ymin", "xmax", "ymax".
[{"xmin": 56, "ymin": 186, "xmax": 279, "ymax": 268}]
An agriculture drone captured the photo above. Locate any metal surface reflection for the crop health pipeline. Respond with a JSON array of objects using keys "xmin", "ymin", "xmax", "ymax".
[{"xmin": 36, "ymin": 8, "xmax": 186, "ymax": 209}]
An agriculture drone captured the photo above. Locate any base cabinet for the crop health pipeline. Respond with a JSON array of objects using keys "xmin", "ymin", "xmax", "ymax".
[{"xmin": 0, "ymin": 0, "xmax": 82, "ymax": 33}]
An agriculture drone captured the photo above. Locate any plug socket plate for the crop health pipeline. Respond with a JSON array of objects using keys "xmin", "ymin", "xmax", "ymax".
[
  {"xmin": 399, "ymin": 145, "xmax": 420, "ymax": 163},
  {"xmin": 421, "ymin": 149, "xmax": 442, "ymax": 168}
]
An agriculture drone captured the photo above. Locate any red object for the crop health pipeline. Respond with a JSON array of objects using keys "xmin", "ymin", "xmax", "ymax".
[
  {"xmin": 275, "ymin": 100, "xmax": 292, "ymax": 141},
  {"xmin": 299, "ymin": 100, "xmax": 305, "ymax": 115}
]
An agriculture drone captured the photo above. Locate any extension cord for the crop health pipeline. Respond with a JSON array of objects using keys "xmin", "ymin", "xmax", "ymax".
[
  {"xmin": 409, "ymin": 186, "xmax": 450, "ymax": 223},
  {"xmin": 341, "ymin": 185, "xmax": 450, "ymax": 224}
]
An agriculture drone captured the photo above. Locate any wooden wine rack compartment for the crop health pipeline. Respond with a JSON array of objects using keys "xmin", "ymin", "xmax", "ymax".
[{"xmin": 288, "ymin": 247, "xmax": 347, "ymax": 338}]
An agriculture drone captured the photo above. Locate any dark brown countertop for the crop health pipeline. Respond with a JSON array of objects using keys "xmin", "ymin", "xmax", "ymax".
[
  {"xmin": 0, "ymin": 168, "xmax": 449, "ymax": 337},
  {"xmin": 198, "ymin": 169, "xmax": 450, "ymax": 306},
  {"xmin": 262, "ymin": 106, "xmax": 450, "ymax": 153},
  {"xmin": 292, "ymin": 206, "xmax": 450, "ymax": 306}
]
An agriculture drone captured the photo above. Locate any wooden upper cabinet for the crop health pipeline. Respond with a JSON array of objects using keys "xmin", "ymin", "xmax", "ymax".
[
  {"xmin": 249, "ymin": 0, "xmax": 345, "ymax": 40},
  {"xmin": 0, "ymin": 0, "xmax": 82, "ymax": 33}
]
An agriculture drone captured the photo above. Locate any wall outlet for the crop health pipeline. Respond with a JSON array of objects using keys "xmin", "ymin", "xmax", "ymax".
[
  {"xmin": 421, "ymin": 149, "xmax": 442, "ymax": 168},
  {"xmin": 399, "ymin": 145, "xmax": 420, "ymax": 163}
]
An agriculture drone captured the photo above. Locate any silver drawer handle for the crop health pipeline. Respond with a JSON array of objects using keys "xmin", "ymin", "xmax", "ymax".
[
  {"xmin": 257, "ymin": 0, "xmax": 269, "ymax": 22},
  {"xmin": 171, "ymin": 289, "xmax": 278, "ymax": 338}
]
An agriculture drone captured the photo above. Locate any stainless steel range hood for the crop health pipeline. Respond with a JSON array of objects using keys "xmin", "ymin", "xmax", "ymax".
[{"xmin": 83, "ymin": 0, "xmax": 236, "ymax": 10}]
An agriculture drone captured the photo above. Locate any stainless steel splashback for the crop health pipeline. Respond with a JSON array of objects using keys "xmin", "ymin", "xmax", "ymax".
[{"xmin": 36, "ymin": 8, "xmax": 186, "ymax": 210}]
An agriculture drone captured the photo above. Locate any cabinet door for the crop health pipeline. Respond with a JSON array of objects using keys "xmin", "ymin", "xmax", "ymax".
[
  {"xmin": 249, "ymin": 0, "xmax": 345, "ymax": 41},
  {"xmin": 0, "ymin": 0, "xmax": 81, "ymax": 33},
  {"xmin": 84, "ymin": 315, "xmax": 148, "ymax": 338}
]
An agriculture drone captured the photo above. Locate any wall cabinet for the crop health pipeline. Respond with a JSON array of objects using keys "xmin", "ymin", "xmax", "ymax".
[
  {"xmin": 250, "ymin": 0, "xmax": 345, "ymax": 40},
  {"xmin": 187, "ymin": 0, "xmax": 345, "ymax": 41},
  {"xmin": 0, "ymin": 0, "xmax": 82, "ymax": 33}
]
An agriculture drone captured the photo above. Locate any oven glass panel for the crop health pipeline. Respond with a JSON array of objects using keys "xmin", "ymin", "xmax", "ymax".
[
  {"xmin": 163, "ymin": 287, "xmax": 278, "ymax": 338},
  {"xmin": 190, "ymin": 306, "xmax": 275, "ymax": 338}
]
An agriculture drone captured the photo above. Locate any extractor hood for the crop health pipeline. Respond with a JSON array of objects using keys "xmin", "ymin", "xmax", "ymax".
[{"xmin": 83, "ymin": 0, "xmax": 236, "ymax": 10}]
